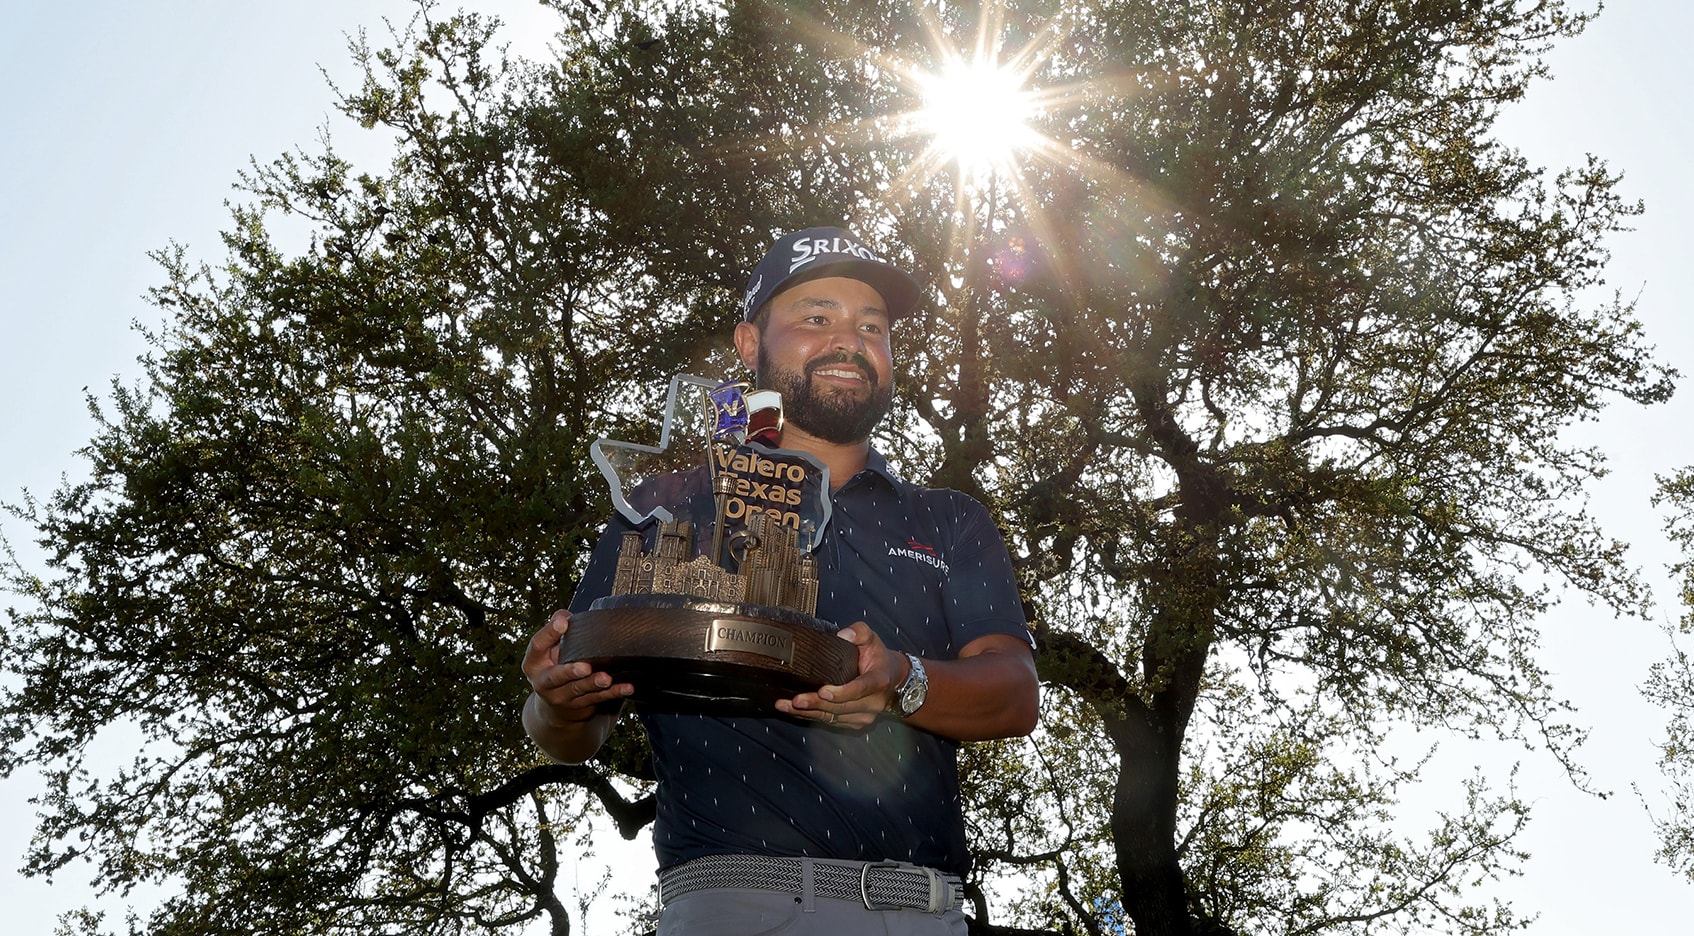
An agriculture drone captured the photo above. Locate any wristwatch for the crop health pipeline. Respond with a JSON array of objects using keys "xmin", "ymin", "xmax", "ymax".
[{"xmin": 887, "ymin": 652, "xmax": 928, "ymax": 718}]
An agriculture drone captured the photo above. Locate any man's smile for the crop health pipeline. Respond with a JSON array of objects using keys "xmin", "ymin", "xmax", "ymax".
[
  {"xmin": 812, "ymin": 365, "xmax": 869, "ymax": 384},
  {"xmin": 804, "ymin": 351, "xmax": 878, "ymax": 390}
]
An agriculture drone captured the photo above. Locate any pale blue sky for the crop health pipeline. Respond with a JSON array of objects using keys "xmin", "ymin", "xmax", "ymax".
[{"xmin": 2, "ymin": 2, "xmax": 1689, "ymax": 932}]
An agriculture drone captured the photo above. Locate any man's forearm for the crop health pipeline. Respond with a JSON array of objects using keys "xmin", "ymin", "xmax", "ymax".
[
  {"xmin": 903, "ymin": 636, "xmax": 1039, "ymax": 742},
  {"xmin": 523, "ymin": 691, "xmax": 619, "ymax": 764}
]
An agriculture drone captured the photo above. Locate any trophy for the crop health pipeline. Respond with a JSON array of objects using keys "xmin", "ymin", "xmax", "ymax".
[{"xmin": 558, "ymin": 375, "xmax": 857, "ymax": 713}]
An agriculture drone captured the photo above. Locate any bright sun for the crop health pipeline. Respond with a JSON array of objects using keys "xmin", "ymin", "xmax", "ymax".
[{"xmin": 914, "ymin": 55, "xmax": 1038, "ymax": 183}]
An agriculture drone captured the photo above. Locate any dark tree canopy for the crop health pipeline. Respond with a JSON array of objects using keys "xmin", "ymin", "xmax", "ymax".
[{"xmin": 2, "ymin": 2, "xmax": 1672, "ymax": 935}]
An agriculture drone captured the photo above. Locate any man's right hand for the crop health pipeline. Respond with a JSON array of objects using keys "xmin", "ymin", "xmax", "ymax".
[{"xmin": 521, "ymin": 610, "xmax": 632, "ymax": 762}]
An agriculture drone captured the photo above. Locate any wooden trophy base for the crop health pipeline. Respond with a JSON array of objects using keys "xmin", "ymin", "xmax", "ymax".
[{"xmin": 558, "ymin": 593, "xmax": 858, "ymax": 715}]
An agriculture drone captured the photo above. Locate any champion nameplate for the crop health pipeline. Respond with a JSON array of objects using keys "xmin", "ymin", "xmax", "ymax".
[{"xmin": 706, "ymin": 618, "xmax": 795, "ymax": 665}]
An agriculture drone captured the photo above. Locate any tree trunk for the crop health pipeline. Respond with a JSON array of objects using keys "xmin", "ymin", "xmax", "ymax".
[{"xmin": 1111, "ymin": 703, "xmax": 1192, "ymax": 936}]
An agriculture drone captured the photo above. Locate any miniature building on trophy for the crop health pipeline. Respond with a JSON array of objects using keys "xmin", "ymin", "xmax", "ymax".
[{"xmin": 610, "ymin": 511, "xmax": 819, "ymax": 616}]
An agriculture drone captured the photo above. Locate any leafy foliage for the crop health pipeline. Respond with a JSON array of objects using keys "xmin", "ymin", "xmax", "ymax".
[
  {"xmin": 1645, "ymin": 469, "xmax": 1694, "ymax": 883},
  {"xmin": 1, "ymin": 2, "xmax": 1672, "ymax": 935}
]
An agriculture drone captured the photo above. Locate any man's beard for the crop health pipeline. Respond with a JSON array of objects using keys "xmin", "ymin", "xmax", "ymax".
[{"xmin": 755, "ymin": 347, "xmax": 892, "ymax": 445}]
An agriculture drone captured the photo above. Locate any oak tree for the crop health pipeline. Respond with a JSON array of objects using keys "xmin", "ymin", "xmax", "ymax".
[{"xmin": 2, "ymin": 2, "xmax": 1670, "ymax": 935}]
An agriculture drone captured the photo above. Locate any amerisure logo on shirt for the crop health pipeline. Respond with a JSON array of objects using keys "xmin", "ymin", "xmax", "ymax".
[{"xmin": 889, "ymin": 538, "xmax": 949, "ymax": 575}]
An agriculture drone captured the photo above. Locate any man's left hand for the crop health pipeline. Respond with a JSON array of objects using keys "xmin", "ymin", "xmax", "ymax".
[{"xmin": 775, "ymin": 621, "xmax": 902, "ymax": 730}]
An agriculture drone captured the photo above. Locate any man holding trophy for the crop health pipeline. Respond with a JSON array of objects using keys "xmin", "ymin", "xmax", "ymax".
[{"xmin": 522, "ymin": 227, "xmax": 1039, "ymax": 934}]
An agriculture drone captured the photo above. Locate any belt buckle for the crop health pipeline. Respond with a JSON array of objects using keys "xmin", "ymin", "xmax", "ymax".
[
  {"xmin": 860, "ymin": 860, "xmax": 904, "ymax": 911},
  {"xmin": 860, "ymin": 861, "xmax": 947, "ymax": 913}
]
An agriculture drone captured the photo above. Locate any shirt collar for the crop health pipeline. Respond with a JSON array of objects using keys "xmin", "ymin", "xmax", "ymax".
[{"xmin": 857, "ymin": 448, "xmax": 904, "ymax": 489}]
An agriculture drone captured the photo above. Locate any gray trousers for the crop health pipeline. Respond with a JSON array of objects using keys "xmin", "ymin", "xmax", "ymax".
[{"xmin": 658, "ymin": 887, "xmax": 971, "ymax": 935}]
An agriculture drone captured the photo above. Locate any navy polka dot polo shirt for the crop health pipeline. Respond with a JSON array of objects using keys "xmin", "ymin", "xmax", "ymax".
[{"xmin": 570, "ymin": 450, "xmax": 1032, "ymax": 875}]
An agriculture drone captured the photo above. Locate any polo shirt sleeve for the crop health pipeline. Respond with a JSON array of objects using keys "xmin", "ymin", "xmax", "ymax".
[{"xmin": 942, "ymin": 493, "xmax": 1034, "ymax": 649}]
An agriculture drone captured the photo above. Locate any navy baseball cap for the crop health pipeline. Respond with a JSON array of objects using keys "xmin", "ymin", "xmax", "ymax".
[{"xmin": 741, "ymin": 226, "xmax": 922, "ymax": 322}]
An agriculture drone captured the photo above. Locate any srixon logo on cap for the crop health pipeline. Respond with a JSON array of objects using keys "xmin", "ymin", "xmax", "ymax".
[{"xmin": 788, "ymin": 235, "xmax": 882, "ymax": 273}]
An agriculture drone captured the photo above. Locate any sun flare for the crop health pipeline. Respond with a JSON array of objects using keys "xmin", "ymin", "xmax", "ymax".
[
  {"xmin": 913, "ymin": 55, "xmax": 1039, "ymax": 183},
  {"xmin": 873, "ymin": 2, "xmax": 1089, "ymax": 287}
]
